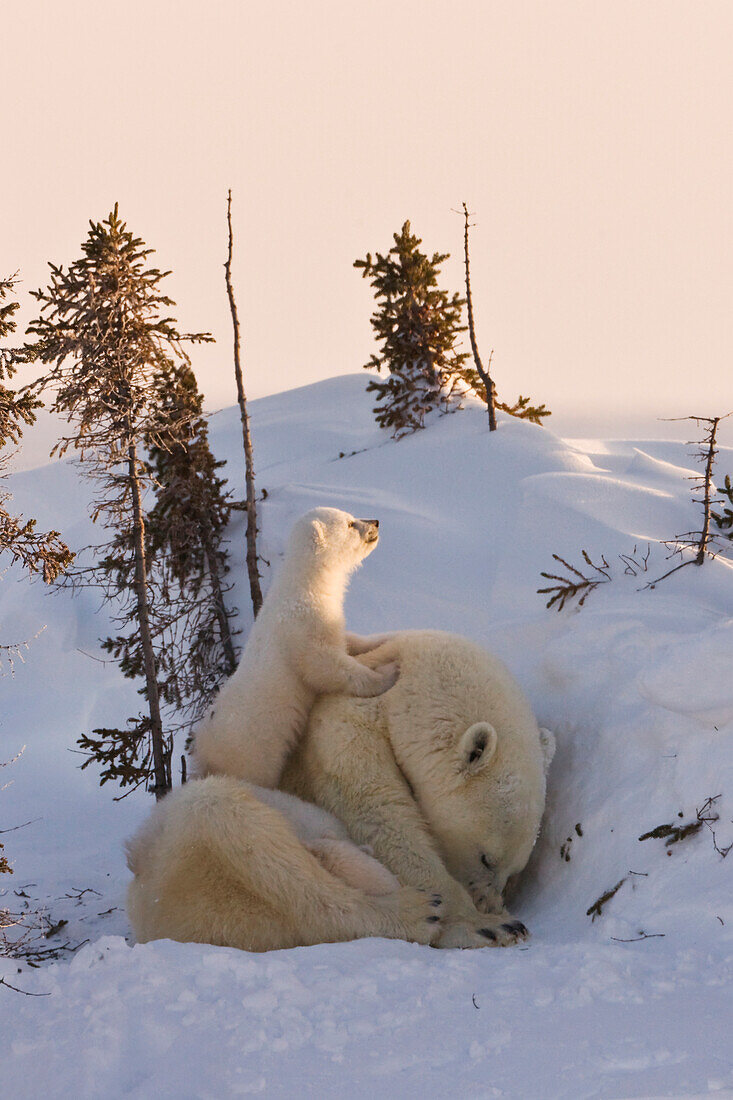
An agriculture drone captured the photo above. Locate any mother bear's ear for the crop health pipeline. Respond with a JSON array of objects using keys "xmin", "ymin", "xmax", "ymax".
[{"xmin": 457, "ymin": 722, "xmax": 498, "ymax": 776}]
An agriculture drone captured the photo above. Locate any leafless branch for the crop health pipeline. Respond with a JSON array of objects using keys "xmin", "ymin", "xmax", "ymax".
[
  {"xmin": 610, "ymin": 932, "xmax": 665, "ymax": 942},
  {"xmin": 538, "ymin": 551, "xmax": 612, "ymax": 611},
  {"xmin": 646, "ymin": 413, "xmax": 732, "ymax": 588},
  {"xmin": 0, "ymin": 975, "xmax": 50, "ymax": 996},
  {"xmin": 461, "ymin": 202, "xmax": 496, "ymax": 430},
  {"xmin": 225, "ymin": 189, "xmax": 263, "ymax": 617}
]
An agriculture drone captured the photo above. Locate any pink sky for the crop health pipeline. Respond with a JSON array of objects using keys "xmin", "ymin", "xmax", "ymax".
[{"xmin": 3, "ymin": 0, "xmax": 732, "ymax": 448}]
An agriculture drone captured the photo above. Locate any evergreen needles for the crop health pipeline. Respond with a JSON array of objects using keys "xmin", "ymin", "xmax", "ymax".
[
  {"xmin": 538, "ymin": 551, "xmax": 612, "ymax": 611},
  {"xmin": 26, "ymin": 206, "xmax": 228, "ymax": 799},
  {"xmin": 355, "ymin": 221, "xmax": 469, "ymax": 437},
  {"xmin": 711, "ymin": 473, "xmax": 733, "ymax": 541},
  {"xmin": 1, "ymin": 275, "xmax": 73, "ymax": 650}
]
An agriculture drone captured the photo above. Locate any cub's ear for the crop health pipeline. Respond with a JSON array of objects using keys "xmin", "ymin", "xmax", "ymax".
[
  {"xmin": 539, "ymin": 727, "xmax": 556, "ymax": 775},
  {"xmin": 311, "ymin": 519, "xmax": 327, "ymax": 549},
  {"xmin": 458, "ymin": 722, "xmax": 497, "ymax": 776}
]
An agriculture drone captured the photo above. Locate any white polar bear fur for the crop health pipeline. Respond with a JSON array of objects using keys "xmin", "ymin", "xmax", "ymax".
[
  {"xmin": 193, "ymin": 507, "xmax": 398, "ymax": 787},
  {"xmin": 281, "ymin": 630, "xmax": 555, "ymax": 949},
  {"xmin": 125, "ymin": 777, "xmax": 444, "ymax": 952}
]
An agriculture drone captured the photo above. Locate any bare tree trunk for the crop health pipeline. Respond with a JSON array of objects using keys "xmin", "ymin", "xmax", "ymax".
[
  {"xmin": 225, "ymin": 189, "xmax": 263, "ymax": 617},
  {"xmin": 695, "ymin": 415, "xmax": 720, "ymax": 564},
  {"xmin": 203, "ymin": 535, "xmax": 238, "ymax": 674},
  {"xmin": 647, "ymin": 413, "xmax": 728, "ymax": 588},
  {"xmin": 127, "ymin": 443, "xmax": 169, "ymax": 800},
  {"xmin": 462, "ymin": 202, "xmax": 496, "ymax": 431}
]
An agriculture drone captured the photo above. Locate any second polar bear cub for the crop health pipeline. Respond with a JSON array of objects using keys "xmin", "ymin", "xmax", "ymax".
[{"xmin": 193, "ymin": 507, "xmax": 398, "ymax": 787}]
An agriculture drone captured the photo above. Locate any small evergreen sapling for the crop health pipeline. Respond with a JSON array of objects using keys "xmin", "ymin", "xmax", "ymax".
[
  {"xmin": 1, "ymin": 275, "xmax": 73, "ymax": 666},
  {"xmin": 1, "ymin": 279, "xmax": 72, "ymax": 897},
  {"xmin": 646, "ymin": 414, "xmax": 730, "ymax": 587},
  {"xmin": 355, "ymin": 221, "xmax": 469, "ymax": 436},
  {"xmin": 27, "ymin": 207, "xmax": 211, "ymax": 798},
  {"xmin": 1, "ymin": 275, "xmax": 40, "ymax": 445},
  {"xmin": 144, "ymin": 360, "xmax": 239, "ymax": 714},
  {"xmin": 75, "ymin": 362, "xmax": 238, "ymax": 788}
]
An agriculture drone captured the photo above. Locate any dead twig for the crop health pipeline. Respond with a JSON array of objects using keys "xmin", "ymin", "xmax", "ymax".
[
  {"xmin": 611, "ymin": 932, "xmax": 665, "ymax": 942},
  {"xmin": 61, "ymin": 886, "xmax": 102, "ymax": 903},
  {"xmin": 461, "ymin": 203, "xmax": 496, "ymax": 430},
  {"xmin": 619, "ymin": 544, "xmax": 651, "ymax": 577},
  {"xmin": 697, "ymin": 795, "xmax": 732, "ymax": 858},
  {"xmin": 0, "ymin": 818, "xmax": 40, "ymax": 835},
  {"xmin": 44, "ymin": 918, "xmax": 68, "ymax": 938},
  {"xmin": 0, "ymin": 975, "xmax": 50, "ymax": 996},
  {"xmin": 587, "ymin": 877, "xmax": 627, "ymax": 921},
  {"xmin": 539, "ymin": 551, "xmax": 611, "ymax": 611},
  {"xmin": 225, "ymin": 189, "xmax": 263, "ymax": 617}
]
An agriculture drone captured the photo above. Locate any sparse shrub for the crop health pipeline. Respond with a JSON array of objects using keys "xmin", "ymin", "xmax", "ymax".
[{"xmin": 355, "ymin": 221, "xmax": 469, "ymax": 437}]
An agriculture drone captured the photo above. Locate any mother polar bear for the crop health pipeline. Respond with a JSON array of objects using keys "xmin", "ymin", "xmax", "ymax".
[
  {"xmin": 281, "ymin": 629, "xmax": 556, "ymax": 949},
  {"xmin": 127, "ymin": 508, "xmax": 554, "ymax": 951}
]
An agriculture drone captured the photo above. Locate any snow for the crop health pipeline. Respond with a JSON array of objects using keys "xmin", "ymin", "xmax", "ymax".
[{"xmin": 2, "ymin": 375, "xmax": 732, "ymax": 1098}]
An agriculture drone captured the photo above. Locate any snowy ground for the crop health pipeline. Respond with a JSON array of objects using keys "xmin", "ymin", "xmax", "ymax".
[{"xmin": 2, "ymin": 376, "xmax": 732, "ymax": 1099}]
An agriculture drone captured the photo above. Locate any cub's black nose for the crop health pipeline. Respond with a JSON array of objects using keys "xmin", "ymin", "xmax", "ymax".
[{"xmin": 370, "ymin": 519, "xmax": 379, "ymax": 529}]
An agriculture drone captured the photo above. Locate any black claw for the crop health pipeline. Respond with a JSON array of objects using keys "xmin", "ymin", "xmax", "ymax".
[
  {"xmin": 430, "ymin": 895, "xmax": 442, "ymax": 906},
  {"xmin": 501, "ymin": 920, "xmax": 528, "ymax": 937},
  {"xmin": 479, "ymin": 928, "xmax": 497, "ymax": 941}
]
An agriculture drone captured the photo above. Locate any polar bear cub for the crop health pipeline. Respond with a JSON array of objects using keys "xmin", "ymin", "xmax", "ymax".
[
  {"xmin": 125, "ymin": 776, "xmax": 443, "ymax": 952},
  {"xmin": 193, "ymin": 507, "xmax": 398, "ymax": 787}
]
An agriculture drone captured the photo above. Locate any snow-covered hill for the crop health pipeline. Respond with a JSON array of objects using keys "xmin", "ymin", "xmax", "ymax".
[{"xmin": 2, "ymin": 376, "xmax": 732, "ymax": 1098}]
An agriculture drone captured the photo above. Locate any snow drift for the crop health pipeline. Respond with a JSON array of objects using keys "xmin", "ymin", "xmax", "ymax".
[{"xmin": 2, "ymin": 376, "xmax": 731, "ymax": 1098}]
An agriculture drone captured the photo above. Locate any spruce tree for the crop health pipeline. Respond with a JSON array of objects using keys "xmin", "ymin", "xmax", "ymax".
[
  {"xmin": 1, "ymin": 275, "xmax": 40, "ymax": 446},
  {"xmin": 1, "ymin": 275, "xmax": 72, "ymax": 666},
  {"xmin": 143, "ymin": 359, "xmax": 238, "ymax": 718},
  {"xmin": 27, "ymin": 207, "xmax": 212, "ymax": 798},
  {"xmin": 355, "ymin": 222, "xmax": 469, "ymax": 436}
]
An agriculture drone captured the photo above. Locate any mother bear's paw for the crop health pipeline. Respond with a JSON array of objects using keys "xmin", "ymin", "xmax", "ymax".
[
  {"xmin": 437, "ymin": 912, "xmax": 529, "ymax": 949},
  {"xmin": 377, "ymin": 886, "xmax": 444, "ymax": 945},
  {"xmin": 467, "ymin": 880, "xmax": 505, "ymax": 915}
]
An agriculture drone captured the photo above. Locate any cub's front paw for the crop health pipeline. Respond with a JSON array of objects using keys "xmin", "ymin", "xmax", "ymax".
[
  {"xmin": 353, "ymin": 661, "xmax": 399, "ymax": 697},
  {"xmin": 373, "ymin": 661, "xmax": 399, "ymax": 694}
]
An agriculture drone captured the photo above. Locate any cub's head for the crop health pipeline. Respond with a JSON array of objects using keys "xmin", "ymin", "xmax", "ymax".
[{"xmin": 289, "ymin": 507, "xmax": 380, "ymax": 571}]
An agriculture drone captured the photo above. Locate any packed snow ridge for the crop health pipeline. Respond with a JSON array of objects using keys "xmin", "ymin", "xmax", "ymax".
[{"xmin": 2, "ymin": 376, "xmax": 732, "ymax": 1099}]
